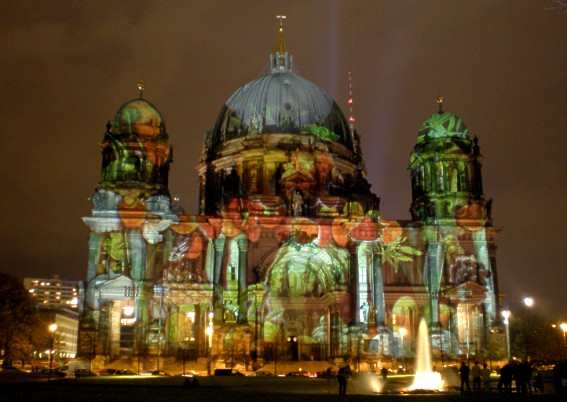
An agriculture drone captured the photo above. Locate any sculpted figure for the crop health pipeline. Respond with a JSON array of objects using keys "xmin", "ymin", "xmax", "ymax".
[{"xmin": 292, "ymin": 191, "xmax": 303, "ymax": 216}]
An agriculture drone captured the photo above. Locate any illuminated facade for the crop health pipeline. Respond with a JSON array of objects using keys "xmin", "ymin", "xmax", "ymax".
[{"xmin": 79, "ymin": 25, "xmax": 501, "ymax": 364}]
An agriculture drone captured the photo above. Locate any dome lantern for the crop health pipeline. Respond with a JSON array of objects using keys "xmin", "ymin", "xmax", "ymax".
[{"xmin": 270, "ymin": 15, "xmax": 293, "ymax": 72}]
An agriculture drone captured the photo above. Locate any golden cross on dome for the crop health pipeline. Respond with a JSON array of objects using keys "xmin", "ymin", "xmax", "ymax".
[
  {"xmin": 137, "ymin": 80, "xmax": 145, "ymax": 98},
  {"xmin": 436, "ymin": 96, "xmax": 444, "ymax": 113},
  {"xmin": 275, "ymin": 15, "xmax": 287, "ymax": 54}
]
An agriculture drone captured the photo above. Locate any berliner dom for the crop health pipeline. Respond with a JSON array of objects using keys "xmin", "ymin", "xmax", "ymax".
[{"xmin": 79, "ymin": 20, "xmax": 502, "ymax": 370}]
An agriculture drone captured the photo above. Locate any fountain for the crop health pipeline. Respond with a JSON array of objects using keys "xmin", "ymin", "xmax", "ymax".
[{"xmin": 407, "ymin": 318, "xmax": 444, "ymax": 392}]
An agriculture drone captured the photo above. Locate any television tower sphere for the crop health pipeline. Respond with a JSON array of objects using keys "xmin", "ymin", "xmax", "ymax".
[{"xmin": 523, "ymin": 297, "xmax": 534, "ymax": 307}]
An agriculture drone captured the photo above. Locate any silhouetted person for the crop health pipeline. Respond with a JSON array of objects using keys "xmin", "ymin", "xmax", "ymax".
[
  {"xmin": 337, "ymin": 363, "xmax": 351, "ymax": 396},
  {"xmin": 552, "ymin": 361, "xmax": 564, "ymax": 394},
  {"xmin": 481, "ymin": 362, "xmax": 491, "ymax": 392},
  {"xmin": 498, "ymin": 362, "xmax": 513, "ymax": 393},
  {"xmin": 380, "ymin": 366, "xmax": 388, "ymax": 391},
  {"xmin": 519, "ymin": 360, "xmax": 532, "ymax": 395},
  {"xmin": 460, "ymin": 361, "xmax": 471, "ymax": 395},
  {"xmin": 533, "ymin": 369, "xmax": 544, "ymax": 393},
  {"xmin": 471, "ymin": 361, "xmax": 482, "ymax": 392},
  {"xmin": 513, "ymin": 361, "xmax": 524, "ymax": 394}
]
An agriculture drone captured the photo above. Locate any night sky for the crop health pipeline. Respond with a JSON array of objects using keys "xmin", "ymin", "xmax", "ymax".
[{"xmin": 1, "ymin": 1, "xmax": 565, "ymax": 316}]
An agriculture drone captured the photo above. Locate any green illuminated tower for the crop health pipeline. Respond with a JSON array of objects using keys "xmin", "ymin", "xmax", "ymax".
[
  {"xmin": 409, "ymin": 97, "xmax": 489, "ymax": 224},
  {"xmin": 408, "ymin": 98, "xmax": 499, "ymax": 351},
  {"xmin": 81, "ymin": 82, "xmax": 177, "ymax": 358}
]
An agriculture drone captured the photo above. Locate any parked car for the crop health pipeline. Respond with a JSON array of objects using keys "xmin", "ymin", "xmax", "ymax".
[
  {"xmin": 39, "ymin": 368, "xmax": 66, "ymax": 377},
  {"xmin": 286, "ymin": 371, "xmax": 305, "ymax": 377},
  {"xmin": 150, "ymin": 370, "xmax": 170, "ymax": 376},
  {"xmin": 254, "ymin": 370, "xmax": 273, "ymax": 377},
  {"xmin": 98, "ymin": 368, "xmax": 117, "ymax": 376},
  {"xmin": 214, "ymin": 368, "xmax": 243, "ymax": 376},
  {"xmin": 116, "ymin": 369, "xmax": 137, "ymax": 375},
  {"xmin": 74, "ymin": 369, "xmax": 96, "ymax": 378}
]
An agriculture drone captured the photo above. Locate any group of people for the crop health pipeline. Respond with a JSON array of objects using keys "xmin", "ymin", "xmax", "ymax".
[
  {"xmin": 460, "ymin": 359, "xmax": 546, "ymax": 395},
  {"xmin": 497, "ymin": 360, "xmax": 544, "ymax": 394},
  {"xmin": 459, "ymin": 361, "xmax": 492, "ymax": 394}
]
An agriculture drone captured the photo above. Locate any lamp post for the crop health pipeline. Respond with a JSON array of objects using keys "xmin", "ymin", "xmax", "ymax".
[
  {"xmin": 522, "ymin": 297, "xmax": 535, "ymax": 359},
  {"xmin": 501, "ymin": 310, "xmax": 511, "ymax": 361},
  {"xmin": 560, "ymin": 323, "xmax": 567, "ymax": 358},
  {"xmin": 206, "ymin": 311, "xmax": 214, "ymax": 376},
  {"xmin": 398, "ymin": 327, "xmax": 407, "ymax": 371},
  {"xmin": 182, "ymin": 337, "xmax": 189, "ymax": 376},
  {"xmin": 48, "ymin": 323, "xmax": 58, "ymax": 381}
]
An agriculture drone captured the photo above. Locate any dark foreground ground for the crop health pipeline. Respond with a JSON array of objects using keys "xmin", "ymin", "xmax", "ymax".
[{"xmin": 0, "ymin": 376, "xmax": 565, "ymax": 402}]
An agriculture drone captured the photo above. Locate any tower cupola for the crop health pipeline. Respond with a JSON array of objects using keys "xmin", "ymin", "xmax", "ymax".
[
  {"xmin": 409, "ymin": 98, "xmax": 489, "ymax": 224},
  {"xmin": 100, "ymin": 82, "xmax": 172, "ymax": 196}
]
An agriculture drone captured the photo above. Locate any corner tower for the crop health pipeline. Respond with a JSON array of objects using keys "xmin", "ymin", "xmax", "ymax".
[
  {"xmin": 408, "ymin": 99, "xmax": 499, "ymax": 346},
  {"xmin": 409, "ymin": 98, "xmax": 490, "ymax": 224},
  {"xmin": 80, "ymin": 83, "xmax": 177, "ymax": 358}
]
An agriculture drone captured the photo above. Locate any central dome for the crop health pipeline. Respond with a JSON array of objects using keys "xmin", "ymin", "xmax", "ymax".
[{"xmin": 207, "ymin": 62, "xmax": 353, "ymax": 154}]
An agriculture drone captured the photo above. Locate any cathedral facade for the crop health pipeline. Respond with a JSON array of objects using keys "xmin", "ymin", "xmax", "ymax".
[{"xmin": 80, "ymin": 29, "xmax": 501, "ymax": 366}]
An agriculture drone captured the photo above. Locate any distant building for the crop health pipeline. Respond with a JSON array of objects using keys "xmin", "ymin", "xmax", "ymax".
[
  {"xmin": 24, "ymin": 276, "xmax": 81, "ymax": 310},
  {"xmin": 38, "ymin": 308, "xmax": 80, "ymax": 359}
]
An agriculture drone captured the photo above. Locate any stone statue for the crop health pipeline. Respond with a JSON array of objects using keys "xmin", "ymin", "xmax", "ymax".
[
  {"xmin": 292, "ymin": 191, "xmax": 303, "ymax": 216},
  {"xmin": 360, "ymin": 302, "xmax": 369, "ymax": 323}
]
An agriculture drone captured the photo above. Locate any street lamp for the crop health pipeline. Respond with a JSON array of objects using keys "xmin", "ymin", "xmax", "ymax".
[
  {"xmin": 398, "ymin": 327, "xmax": 407, "ymax": 370},
  {"xmin": 48, "ymin": 323, "xmax": 58, "ymax": 381},
  {"xmin": 398, "ymin": 327, "xmax": 407, "ymax": 356},
  {"xmin": 523, "ymin": 297, "xmax": 534, "ymax": 308},
  {"xmin": 501, "ymin": 310, "xmax": 511, "ymax": 361},
  {"xmin": 206, "ymin": 312, "xmax": 214, "ymax": 376},
  {"xmin": 560, "ymin": 323, "xmax": 567, "ymax": 346}
]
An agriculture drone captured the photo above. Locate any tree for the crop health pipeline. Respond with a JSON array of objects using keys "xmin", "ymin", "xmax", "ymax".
[
  {"xmin": 509, "ymin": 307, "xmax": 560, "ymax": 361},
  {"xmin": 0, "ymin": 273, "xmax": 40, "ymax": 366}
]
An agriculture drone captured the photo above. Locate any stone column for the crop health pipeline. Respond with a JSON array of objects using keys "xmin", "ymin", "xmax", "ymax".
[
  {"xmin": 425, "ymin": 240, "xmax": 444, "ymax": 328},
  {"xmin": 87, "ymin": 232, "xmax": 103, "ymax": 281},
  {"xmin": 128, "ymin": 230, "xmax": 146, "ymax": 281},
  {"xmin": 372, "ymin": 250, "xmax": 385, "ymax": 328},
  {"xmin": 110, "ymin": 301, "xmax": 121, "ymax": 358},
  {"xmin": 349, "ymin": 242, "xmax": 360, "ymax": 325},
  {"xmin": 473, "ymin": 229, "xmax": 497, "ymax": 326},
  {"xmin": 204, "ymin": 238, "xmax": 215, "ymax": 283},
  {"xmin": 237, "ymin": 237, "xmax": 248, "ymax": 323},
  {"xmin": 213, "ymin": 236, "xmax": 226, "ymax": 320}
]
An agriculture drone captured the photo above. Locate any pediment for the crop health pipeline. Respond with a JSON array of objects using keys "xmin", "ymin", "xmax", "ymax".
[
  {"xmin": 96, "ymin": 274, "xmax": 134, "ymax": 300},
  {"xmin": 445, "ymin": 281, "xmax": 486, "ymax": 303}
]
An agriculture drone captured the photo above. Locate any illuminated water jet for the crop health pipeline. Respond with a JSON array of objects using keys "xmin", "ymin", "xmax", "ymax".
[{"xmin": 407, "ymin": 318, "xmax": 444, "ymax": 392}]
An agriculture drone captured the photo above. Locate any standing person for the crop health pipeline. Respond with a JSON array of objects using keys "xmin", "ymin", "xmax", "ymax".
[
  {"xmin": 500, "ymin": 362, "xmax": 513, "ymax": 394},
  {"xmin": 380, "ymin": 366, "xmax": 388, "ymax": 392},
  {"xmin": 459, "ymin": 361, "xmax": 471, "ymax": 395},
  {"xmin": 337, "ymin": 364, "xmax": 351, "ymax": 396},
  {"xmin": 519, "ymin": 360, "xmax": 532, "ymax": 395},
  {"xmin": 481, "ymin": 362, "xmax": 491, "ymax": 392},
  {"xmin": 513, "ymin": 361, "xmax": 524, "ymax": 394},
  {"xmin": 471, "ymin": 361, "xmax": 482, "ymax": 392},
  {"xmin": 533, "ymin": 369, "xmax": 544, "ymax": 393}
]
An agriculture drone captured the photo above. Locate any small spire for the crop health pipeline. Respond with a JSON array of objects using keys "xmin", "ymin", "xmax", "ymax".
[
  {"xmin": 137, "ymin": 80, "xmax": 145, "ymax": 99},
  {"xmin": 275, "ymin": 15, "xmax": 287, "ymax": 54},
  {"xmin": 436, "ymin": 96, "xmax": 444, "ymax": 113},
  {"xmin": 347, "ymin": 71, "xmax": 356, "ymax": 130}
]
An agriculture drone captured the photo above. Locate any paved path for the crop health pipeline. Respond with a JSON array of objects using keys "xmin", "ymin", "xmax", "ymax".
[{"xmin": 1, "ymin": 375, "xmax": 565, "ymax": 402}]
